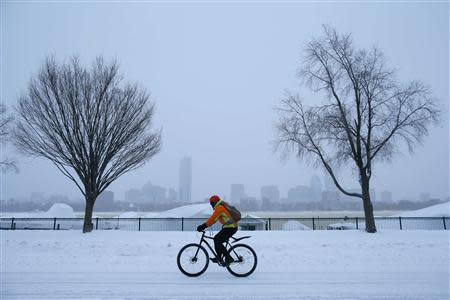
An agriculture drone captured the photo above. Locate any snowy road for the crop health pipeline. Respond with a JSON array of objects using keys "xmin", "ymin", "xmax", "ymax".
[
  {"xmin": 1, "ymin": 231, "xmax": 449, "ymax": 299},
  {"xmin": 3, "ymin": 271, "xmax": 449, "ymax": 299}
]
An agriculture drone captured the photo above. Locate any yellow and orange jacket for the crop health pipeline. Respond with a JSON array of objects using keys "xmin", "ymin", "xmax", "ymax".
[{"xmin": 205, "ymin": 200, "xmax": 238, "ymax": 229}]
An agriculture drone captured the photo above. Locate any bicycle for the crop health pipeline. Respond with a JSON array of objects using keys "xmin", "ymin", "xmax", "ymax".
[{"xmin": 177, "ymin": 230, "xmax": 258, "ymax": 277}]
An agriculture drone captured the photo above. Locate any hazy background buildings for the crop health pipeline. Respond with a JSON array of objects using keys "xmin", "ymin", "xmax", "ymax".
[{"xmin": 2, "ymin": 166, "xmax": 447, "ymax": 212}]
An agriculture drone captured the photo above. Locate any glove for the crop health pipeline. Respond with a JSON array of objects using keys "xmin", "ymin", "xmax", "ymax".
[{"xmin": 197, "ymin": 223, "xmax": 207, "ymax": 232}]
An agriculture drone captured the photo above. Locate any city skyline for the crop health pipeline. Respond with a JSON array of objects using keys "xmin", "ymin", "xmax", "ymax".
[
  {"xmin": 3, "ymin": 165, "xmax": 448, "ymax": 217},
  {"xmin": 3, "ymin": 163, "xmax": 447, "ymax": 204}
]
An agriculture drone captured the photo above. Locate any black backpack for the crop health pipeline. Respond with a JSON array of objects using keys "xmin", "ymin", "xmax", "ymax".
[{"xmin": 221, "ymin": 201, "xmax": 242, "ymax": 223}]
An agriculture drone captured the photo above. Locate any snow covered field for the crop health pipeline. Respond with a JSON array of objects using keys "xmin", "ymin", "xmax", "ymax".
[{"xmin": 1, "ymin": 230, "xmax": 449, "ymax": 299}]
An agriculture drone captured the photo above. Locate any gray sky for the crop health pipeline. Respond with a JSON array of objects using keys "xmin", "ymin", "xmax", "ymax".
[{"xmin": 1, "ymin": 1, "xmax": 449, "ymax": 203}]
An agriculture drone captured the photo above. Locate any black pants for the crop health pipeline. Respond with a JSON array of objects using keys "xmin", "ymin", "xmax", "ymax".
[{"xmin": 214, "ymin": 227, "xmax": 238, "ymax": 261}]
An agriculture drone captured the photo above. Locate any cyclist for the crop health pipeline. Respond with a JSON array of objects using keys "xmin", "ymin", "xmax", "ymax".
[{"xmin": 196, "ymin": 195, "xmax": 238, "ymax": 266}]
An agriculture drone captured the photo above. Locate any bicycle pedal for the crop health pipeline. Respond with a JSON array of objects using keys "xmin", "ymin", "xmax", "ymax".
[
  {"xmin": 221, "ymin": 259, "xmax": 235, "ymax": 267},
  {"xmin": 210, "ymin": 257, "xmax": 220, "ymax": 264}
]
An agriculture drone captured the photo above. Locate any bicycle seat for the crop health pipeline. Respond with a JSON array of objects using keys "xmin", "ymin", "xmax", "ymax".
[{"xmin": 230, "ymin": 236, "xmax": 251, "ymax": 243}]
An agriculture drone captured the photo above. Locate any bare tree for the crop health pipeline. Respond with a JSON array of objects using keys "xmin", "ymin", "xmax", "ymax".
[
  {"xmin": 14, "ymin": 57, "xmax": 162, "ymax": 232},
  {"xmin": 0, "ymin": 104, "xmax": 17, "ymax": 172},
  {"xmin": 275, "ymin": 26, "xmax": 440, "ymax": 233}
]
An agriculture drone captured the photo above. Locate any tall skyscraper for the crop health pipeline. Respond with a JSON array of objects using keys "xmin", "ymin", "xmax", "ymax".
[
  {"xmin": 309, "ymin": 175, "xmax": 323, "ymax": 202},
  {"xmin": 179, "ymin": 156, "xmax": 192, "ymax": 203},
  {"xmin": 230, "ymin": 184, "xmax": 246, "ymax": 204}
]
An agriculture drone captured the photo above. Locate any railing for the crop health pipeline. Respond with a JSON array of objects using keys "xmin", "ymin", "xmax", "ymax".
[{"xmin": 1, "ymin": 216, "xmax": 448, "ymax": 231}]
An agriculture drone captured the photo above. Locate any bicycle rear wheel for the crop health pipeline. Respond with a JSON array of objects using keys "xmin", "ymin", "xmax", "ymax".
[
  {"xmin": 177, "ymin": 243, "xmax": 209, "ymax": 277},
  {"xmin": 226, "ymin": 244, "xmax": 257, "ymax": 277}
]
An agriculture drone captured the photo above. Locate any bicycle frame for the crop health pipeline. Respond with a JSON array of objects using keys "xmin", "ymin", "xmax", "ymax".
[
  {"xmin": 195, "ymin": 230, "xmax": 235, "ymax": 260},
  {"xmin": 177, "ymin": 230, "xmax": 257, "ymax": 277}
]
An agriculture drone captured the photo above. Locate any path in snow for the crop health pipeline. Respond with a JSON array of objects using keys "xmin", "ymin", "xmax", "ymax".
[
  {"xmin": 1, "ymin": 230, "xmax": 448, "ymax": 299},
  {"xmin": 3, "ymin": 271, "xmax": 448, "ymax": 299}
]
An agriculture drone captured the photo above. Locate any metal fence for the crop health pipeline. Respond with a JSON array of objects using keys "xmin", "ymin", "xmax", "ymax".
[{"xmin": 1, "ymin": 216, "xmax": 448, "ymax": 231}]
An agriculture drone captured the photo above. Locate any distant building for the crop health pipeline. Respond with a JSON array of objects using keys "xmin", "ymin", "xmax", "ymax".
[
  {"xmin": 179, "ymin": 156, "xmax": 192, "ymax": 203},
  {"xmin": 261, "ymin": 185, "xmax": 280, "ymax": 204},
  {"xmin": 309, "ymin": 175, "xmax": 322, "ymax": 202},
  {"xmin": 142, "ymin": 181, "xmax": 166, "ymax": 203},
  {"xmin": 47, "ymin": 194, "xmax": 72, "ymax": 204},
  {"xmin": 261, "ymin": 196, "xmax": 275, "ymax": 210},
  {"xmin": 95, "ymin": 190, "xmax": 114, "ymax": 211},
  {"xmin": 240, "ymin": 196, "xmax": 258, "ymax": 211},
  {"xmin": 288, "ymin": 185, "xmax": 312, "ymax": 203},
  {"xmin": 230, "ymin": 184, "xmax": 246, "ymax": 204},
  {"xmin": 321, "ymin": 190, "xmax": 341, "ymax": 209},
  {"xmin": 340, "ymin": 188, "xmax": 360, "ymax": 201},
  {"xmin": 124, "ymin": 188, "xmax": 142, "ymax": 203},
  {"xmin": 239, "ymin": 214, "xmax": 266, "ymax": 231},
  {"xmin": 381, "ymin": 190, "xmax": 392, "ymax": 202},
  {"xmin": 167, "ymin": 188, "xmax": 177, "ymax": 202}
]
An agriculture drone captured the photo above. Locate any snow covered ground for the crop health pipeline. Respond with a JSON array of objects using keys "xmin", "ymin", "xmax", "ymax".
[
  {"xmin": 395, "ymin": 201, "xmax": 449, "ymax": 217},
  {"xmin": 1, "ymin": 230, "xmax": 449, "ymax": 299}
]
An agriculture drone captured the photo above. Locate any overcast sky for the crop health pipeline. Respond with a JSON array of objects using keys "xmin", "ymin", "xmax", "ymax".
[{"xmin": 1, "ymin": 1, "xmax": 449, "ymax": 203}]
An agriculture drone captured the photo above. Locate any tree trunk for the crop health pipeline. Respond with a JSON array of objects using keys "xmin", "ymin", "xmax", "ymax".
[
  {"xmin": 83, "ymin": 196, "xmax": 95, "ymax": 233},
  {"xmin": 360, "ymin": 173, "xmax": 377, "ymax": 233}
]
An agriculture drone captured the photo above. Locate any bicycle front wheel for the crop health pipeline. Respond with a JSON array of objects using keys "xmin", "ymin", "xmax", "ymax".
[
  {"xmin": 226, "ymin": 244, "xmax": 257, "ymax": 277},
  {"xmin": 177, "ymin": 243, "xmax": 209, "ymax": 277}
]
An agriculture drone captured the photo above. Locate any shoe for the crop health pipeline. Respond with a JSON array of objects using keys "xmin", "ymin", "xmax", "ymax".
[
  {"xmin": 223, "ymin": 257, "xmax": 235, "ymax": 267},
  {"xmin": 210, "ymin": 257, "xmax": 221, "ymax": 264}
]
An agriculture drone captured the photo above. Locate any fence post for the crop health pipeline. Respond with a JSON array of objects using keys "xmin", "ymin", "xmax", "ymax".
[
  {"xmin": 355, "ymin": 217, "xmax": 359, "ymax": 230},
  {"xmin": 96, "ymin": 217, "xmax": 99, "ymax": 230},
  {"xmin": 138, "ymin": 217, "xmax": 141, "ymax": 231},
  {"xmin": 181, "ymin": 217, "xmax": 184, "ymax": 231},
  {"xmin": 53, "ymin": 218, "xmax": 57, "ymax": 230},
  {"xmin": 268, "ymin": 218, "xmax": 272, "ymax": 230},
  {"xmin": 399, "ymin": 217, "xmax": 403, "ymax": 230},
  {"xmin": 312, "ymin": 217, "xmax": 315, "ymax": 230},
  {"xmin": 11, "ymin": 218, "xmax": 14, "ymax": 230},
  {"xmin": 443, "ymin": 217, "xmax": 446, "ymax": 230}
]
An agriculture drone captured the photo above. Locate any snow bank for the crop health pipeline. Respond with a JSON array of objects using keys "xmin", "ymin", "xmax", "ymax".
[
  {"xmin": 397, "ymin": 202, "xmax": 449, "ymax": 217},
  {"xmin": 281, "ymin": 220, "xmax": 311, "ymax": 230},
  {"xmin": 143, "ymin": 212, "xmax": 159, "ymax": 218},
  {"xmin": 43, "ymin": 203, "xmax": 74, "ymax": 218},
  {"xmin": 156, "ymin": 203, "xmax": 211, "ymax": 218},
  {"xmin": 119, "ymin": 211, "xmax": 140, "ymax": 218}
]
